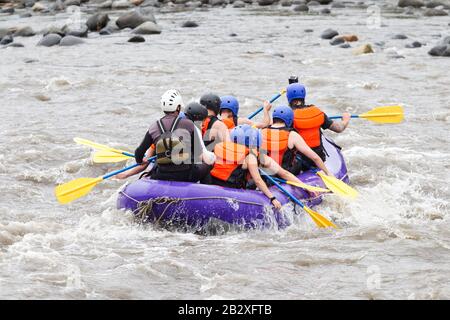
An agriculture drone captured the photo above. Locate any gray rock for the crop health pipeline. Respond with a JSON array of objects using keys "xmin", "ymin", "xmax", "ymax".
[
  {"xmin": 13, "ymin": 26, "xmax": 35, "ymax": 37},
  {"xmin": 182, "ymin": 21, "xmax": 199, "ymax": 27},
  {"xmin": 340, "ymin": 43, "xmax": 351, "ymax": 48},
  {"xmin": 0, "ymin": 35, "xmax": 13, "ymax": 45},
  {"xmin": 321, "ymin": 8, "xmax": 331, "ymax": 14},
  {"xmin": 132, "ymin": 21, "xmax": 162, "ymax": 34},
  {"xmin": 42, "ymin": 26, "xmax": 65, "ymax": 37},
  {"xmin": 442, "ymin": 36, "xmax": 450, "ymax": 45},
  {"xmin": 116, "ymin": 9, "xmax": 156, "ymax": 30},
  {"xmin": 98, "ymin": 0, "xmax": 112, "ymax": 8},
  {"xmin": 86, "ymin": 13, "xmax": 110, "ymax": 32},
  {"xmin": 64, "ymin": 0, "xmax": 80, "ymax": 5},
  {"xmin": 321, "ymin": 28, "xmax": 338, "ymax": 39},
  {"xmin": 233, "ymin": 0, "xmax": 245, "ymax": 7},
  {"xmin": 112, "ymin": 0, "xmax": 132, "ymax": 9},
  {"xmin": 6, "ymin": 42, "xmax": 24, "ymax": 48},
  {"xmin": 64, "ymin": 25, "xmax": 88, "ymax": 38},
  {"xmin": 292, "ymin": 0, "xmax": 305, "ymax": 3},
  {"xmin": 397, "ymin": 0, "xmax": 424, "ymax": 8},
  {"xmin": 51, "ymin": 0, "xmax": 65, "ymax": 11},
  {"xmin": 426, "ymin": 1, "xmax": 450, "ymax": 9},
  {"xmin": 392, "ymin": 34, "xmax": 408, "ymax": 39},
  {"xmin": 405, "ymin": 41, "xmax": 422, "ymax": 48},
  {"xmin": 128, "ymin": 35, "xmax": 145, "ymax": 42},
  {"xmin": 20, "ymin": 13, "xmax": 33, "ymax": 18},
  {"xmin": 443, "ymin": 46, "xmax": 450, "ymax": 56},
  {"xmin": 307, "ymin": 0, "xmax": 320, "ymax": 6},
  {"xmin": 330, "ymin": 36, "xmax": 344, "ymax": 45},
  {"xmin": 280, "ymin": 0, "xmax": 292, "ymax": 6},
  {"xmin": 331, "ymin": 2, "xmax": 344, "ymax": 8},
  {"xmin": 428, "ymin": 44, "xmax": 448, "ymax": 56},
  {"xmin": 59, "ymin": 35, "xmax": 84, "ymax": 46},
  {"xmin": 99, "ymin": 27, "xmax": 112, "ymax": 35},
  {"xmin": 24, "ymin": 0, "xmax": 36, "ymax": 7},
  {"xmin": 257, "ymin": 0, "xmax": 275, "ymax": 5},
  {"xmin": 1, "ymin": 7, "xmax": 14, "ymax": 14},
  {"xmin": 37, "ymin": 34, "xmax": 62, "ymax": 47},
  {"xmin": 423, "ymin": 8, "xmax": 448, "ymax": 16},
  {"xmin": 304, "ymin": 29, "xmax": 313, "ymax": 32},
  {"xmin": 211, "ymin": 0, "xmax": 226, "ymax": 5},
  {"xmin": 230, "ymin": 33, "xmax": 237, "ymax": 37},
  {"xmin": 293, "ymin": 4, "xmax": 308, "ymax": 11}
]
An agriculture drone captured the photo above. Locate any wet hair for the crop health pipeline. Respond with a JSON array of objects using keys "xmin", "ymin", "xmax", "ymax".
[{"xmin": 290, "ymin": 98, "xmax": 305, "ymax": 109}]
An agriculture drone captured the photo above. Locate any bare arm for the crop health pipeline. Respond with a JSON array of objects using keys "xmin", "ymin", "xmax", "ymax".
[
  {"xmin": 246, "ymin": 154, "xmax": 281, "ymax": 209},
  {"xmin": 328, "ymin": 112, "xmax": 350, "ymax": 133},
  {"xmin": 116, "ymin": 148, "xmax": 154, "ymax": 179},
  {"xmin": 290, "ymin": 132, "xmax": 332, "ymax": 176}
]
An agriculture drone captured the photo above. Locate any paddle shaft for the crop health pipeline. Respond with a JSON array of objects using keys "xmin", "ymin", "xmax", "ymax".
[
  {"xmin": 328, "ymin": 115, "xmax": 359, "ymax": 120},
  {"xmin": 247, "ymin": 91, "xmax": 284, "ymax": 120},
  {"xmin": 102, "ymin": 155, "xmax": 156, "ymax": 180},
  {"xmin": 259, "ymin": 169, "xmax": 305, "ymax": 209}
]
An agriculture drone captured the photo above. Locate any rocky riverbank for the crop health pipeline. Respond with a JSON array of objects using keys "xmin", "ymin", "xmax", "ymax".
[{"xmin": 1, "ymin": 0, "xmax": 449, "ymax": 56}]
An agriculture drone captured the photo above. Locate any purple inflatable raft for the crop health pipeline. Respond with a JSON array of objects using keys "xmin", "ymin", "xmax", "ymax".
[{"xmin": 117, "ymin": 137, "xmax": 349, "ymax": 231}]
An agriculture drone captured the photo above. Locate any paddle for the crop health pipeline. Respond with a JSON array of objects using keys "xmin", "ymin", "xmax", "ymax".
[
  {"xmin": 74, "ymin": 138, "xmax": 135, "ymax": 157},
  {"xmin": 294, "ymin": 154, "xmax": 358, "ymax": 199},
  {"xmin": 247, "ymin": 89, "xmax": 287, "ymax": 120},
  {"xmin": 55, "ymin": 156, "xmax": 156, "ymax": 204},
  {"xmin": 271, "ymin": 177, "xmax": 330, "ymax": 193},
  {"xmin": 93, "ymin": 150, "xmax": 133, "ymax": 163},
  {"xmin": 329, "ymin": 105, "xmax": 404, "ymax": 124},
  {"xmin": 259, "ymin": 169, "xmax": 338, "ymax": 229}
]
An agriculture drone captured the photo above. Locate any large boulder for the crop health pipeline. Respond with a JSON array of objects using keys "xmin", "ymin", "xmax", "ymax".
[
  {"xmin": 86, "ymin": 13, "xmax": 110, "ymax": 32},
  {"xmin": 397, "ymin": 0, "xmax": 424, "ymax": 8},
  {"xmin": 352, "ymin": 44, "xmax": 374, "ymax": 55},
  {"xmin": 37, "ymin": 34, "xmax": 62, "ymax": 47},
  {"xmin": 13, "ymin": 26, "xmax": 35, "ymax": 37},
  {"xmin": 63, "ymin": 25, "xmax": 89, "ymax": 38},
  {"xmin": 128, "ymin": 35, "xmax": 145, "ymax": 43},
  {"xmin": 0, "ymin": 35, "xmax": 13, "ymax": 45},
  {"xmin": 116, "ymin": 9, "xmax": 156, "ymax": 29},
  {"xmin": 59, "ymin": 35, "xmax": 84, "ymax": 46},
  {"xmin": 423, "ymin": 8, "xmax": 448, "ymax": 16},
  {"xmin": 321, "ymin": 28, "xmax": 338, "ymax": 39},
  {"xmin": 233, "ymin": 0, "xmax": 245, "ymax": 7},
  {"xmin": 293, "ymin": 4, "xmax": 309, "ymax": 11},
  {"xmin": 111, "ymin": 0, "xmax": 132, "ymax": 9},
  {"xmin": 257, "ymin": 0, "xmax": 275, "ymax": 5},
  {"xmin": 132, "ymin": 21, "xmax": 162, "ymax": 34},
  {"xmin": 428, "ymin": 36, "xmax": 450, "ymax": 56}
]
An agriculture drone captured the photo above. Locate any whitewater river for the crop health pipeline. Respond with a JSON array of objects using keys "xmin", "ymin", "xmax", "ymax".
[{"xmin": 1, "ymin": 3, "xmax": 449, "ymax": 299}]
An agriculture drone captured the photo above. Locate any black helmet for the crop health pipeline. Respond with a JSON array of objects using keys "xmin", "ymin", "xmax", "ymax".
[
  {"xmin": 184, "ymin": 102, "xmax": 208, "ymax": 122},
  {"xmin": 199, "ymin": 93, "xmax": 221, "ymax": 115}
]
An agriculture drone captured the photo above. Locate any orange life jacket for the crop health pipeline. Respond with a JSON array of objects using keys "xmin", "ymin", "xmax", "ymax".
[
  {"xmin": 201, "ymin": 115, "xmax": 219, "ymax": 146},
  {"xmin": 210, "ymin": 142, "xmax": 250, "ymax": 188},
  {"xmin": 293, "ymin": 105, "xmax": 324, "ymax": 148},
  {"xmin": 222, "ymin": 116, "xmax": 238, "ymax": 130},
  {"xmin": 261, "ymin": 127, "xmax": 291, "ymax": 166}
]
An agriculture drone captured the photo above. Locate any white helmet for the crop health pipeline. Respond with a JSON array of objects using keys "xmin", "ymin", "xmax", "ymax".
[{"xmin": 160, "ymin": 89, "xmax": 184, "ymax": 112}]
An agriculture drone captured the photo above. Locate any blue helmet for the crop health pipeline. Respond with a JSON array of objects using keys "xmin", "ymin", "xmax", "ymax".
[
  {"xmin": 230, "ymin": 124, "xmax": 262, "ymax": 148},
  {"xmin": 272, "ymin": 106, "xmax": 294, "ymax": 127},
  {"xmin": 286, "ymin": 83, "xmax": 306, "ymax": 104},
  {"xmin": 220, "ymin": 95, "xmax": 239, "ymax": 117}
]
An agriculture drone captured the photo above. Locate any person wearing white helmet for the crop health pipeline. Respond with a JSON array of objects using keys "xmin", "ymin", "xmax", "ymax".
[{"xmin": 117, "ymin": 89, "xmax": 209, "ymax": 182}]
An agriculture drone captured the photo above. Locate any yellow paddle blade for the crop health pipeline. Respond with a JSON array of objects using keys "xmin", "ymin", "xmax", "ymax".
[
  {"xmin": 359, "ymin": 106, "xmax": 404, "ymax": 124},
  {"xmin": 92, "ymin": 150, "xmax": 131, "ymax": 163},
  {"xmin": 304, "ymin": 206, "xmax": 338, "ymax": 229},
  {"xmin": 285, "ymin": 180, "xmax": 330, "ymax": 193},
  {"xmin": 74, "ymin": 138, "xmax": 129, "ymax": 155},
  {"xmin": 317, "ymin": 172, "xmax": 358, "ymax": 199},
  {"xmin": 55, "ymin": 177, "xmax": 102, "ymax": 204}
]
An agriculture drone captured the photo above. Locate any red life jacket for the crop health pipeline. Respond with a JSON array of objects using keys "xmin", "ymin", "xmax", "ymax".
[
  {"xmin": 293, "ymin": 105, "xmax": 324, "ymax": 148},
  {"xmin": 222, "ymin": 116, "xmax": 238, "ymax": 130},
  {"xmin": 201, "ymin": 115, "xmax": 219, "ymax": 147},
  {"xmin": 261, "ymin": 127, "xmax": 291, "ymax": 166},
  {"xmin": 210, "ymin": 142, "xmax": 250, "ymax": 188}
]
